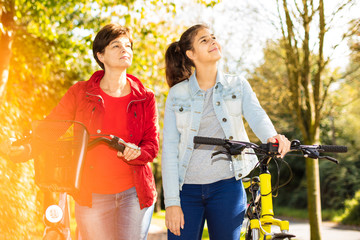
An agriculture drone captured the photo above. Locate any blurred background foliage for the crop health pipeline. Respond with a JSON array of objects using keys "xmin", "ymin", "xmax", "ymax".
[
  {"xmin": 0, "ymin": 0, "xmax": 182, "ymax": 238},
  {"xmin": 246, "ymin": 14, "xmax": 360, "ymax": 226},
  {"xmin": 0, "ymin": 0, "xmax": 359, "ymax": 238}
]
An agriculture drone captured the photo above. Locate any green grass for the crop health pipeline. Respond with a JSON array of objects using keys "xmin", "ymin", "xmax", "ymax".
[
  {"xmin": 201, "ymin": 227, "xmax": 210, "ymax": 240},
  {"xmin": 152, "ymin": 210, "xmax": 166, "ymax": 220},
  {"xmin": 275, "ymin": 206, "xmax": 348, "ymax": 222},
  {"xmin": 274, "ymin": 206, "xmax": 309, "ymax": 220},
  {"xmin": 152, "ymin": 210, "xmax": 245, "ymax": 240}
]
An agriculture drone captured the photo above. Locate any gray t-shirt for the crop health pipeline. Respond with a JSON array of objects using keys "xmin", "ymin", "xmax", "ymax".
[{"xmin": 184, "ymin": 87, "xmax": 235, "ymax": 184}]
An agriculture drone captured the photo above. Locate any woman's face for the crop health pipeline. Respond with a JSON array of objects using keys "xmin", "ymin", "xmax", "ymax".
[
  {"xmin": 186, "ymin": 28, "xmax": 222, "ymax": 66},
  {"xmin": 97, "ymin": 35, "xmax": 133, "ymax": 71}
]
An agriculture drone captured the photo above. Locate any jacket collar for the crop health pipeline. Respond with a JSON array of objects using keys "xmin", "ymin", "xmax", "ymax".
[
  {"xmin": 86, "ymin": 70, "xmax": 147, "ymax": 100},
  {"xmin": 188, "ymin": 70, "xmax": 224, "ymax": 97}
]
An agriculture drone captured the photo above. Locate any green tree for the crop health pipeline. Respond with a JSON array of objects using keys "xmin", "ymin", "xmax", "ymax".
[
  {"xmin": 319, "ymin": 19, "xmax": 360, "ymax": 212},
  {"xmin": 0, "ymin": 1, "xmax": 104, "ymax": 237},
  {"xmin": 248, "ymin": 38, "xmax": 360, "ymax": 213},
  {"xmin": 274, "ymin": 1, "xmax": 358, "ymax": 238},
  {"xmin": 0, "ymin": 0, "xmax": 177, "ymax": 238},
  {"xmin": 349, "ymin": 18, "xmax": 360, "ymax": 61}
]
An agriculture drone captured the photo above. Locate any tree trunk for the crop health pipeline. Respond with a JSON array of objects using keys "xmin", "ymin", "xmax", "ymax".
[
  {"xmin": 306, "ymin": 158, "xmax": 322, "ymax": 240},
  {"xmin": 0, "ymin": 0, "xmax": 15, "ymax": 100},
  {"xmin": 277, "ymin": 0, "xmax": 326, "ymax": 239},
  {"xmin": 0, "ymin": 33, "xmax": 12, "ymax": 99},
  {"xmin": 303, "ymin": 124, "xmax": 322, "ymax": 240}
]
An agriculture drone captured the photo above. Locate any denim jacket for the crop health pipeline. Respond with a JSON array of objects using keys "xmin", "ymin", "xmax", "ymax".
[{"xmin": 161, "ymin": 71, "xmax": 277, "ymax": 208}]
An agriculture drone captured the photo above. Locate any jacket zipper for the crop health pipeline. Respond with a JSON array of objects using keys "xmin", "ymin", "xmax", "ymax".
[
  {"xmin": 89, "ymin": 106, "xmax": 96, "ymax": 129},
  {"xmin": 127, "ymin": 98, "xmax": 146, "ymax": 113},
  {"xmin": 86, "ymin": 92, "xmax": 104, "ymax": 130}
]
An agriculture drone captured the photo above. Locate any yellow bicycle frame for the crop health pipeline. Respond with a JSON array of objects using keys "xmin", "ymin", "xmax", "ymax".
[{"xmin": 245, "ymin": 165, "xmax": 291, "ymax": 240}]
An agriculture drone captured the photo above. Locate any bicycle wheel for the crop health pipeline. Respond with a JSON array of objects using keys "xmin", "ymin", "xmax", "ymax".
[
  {"xmin": 244, "ymin": 223, "xmax": 252, "ymax": 240},
  {"xmin": 244, "ymin": 219, "xmax": 260, "ymax": 240}
]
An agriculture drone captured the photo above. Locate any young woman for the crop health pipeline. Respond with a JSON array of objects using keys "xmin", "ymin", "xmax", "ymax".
[
  {"xmin": 6, "ymin": 23, "xmax": 159, "ymax": 240},
  {"xmin": 161, "ymin": 24, "xmax": 290, "ymax": 240}
]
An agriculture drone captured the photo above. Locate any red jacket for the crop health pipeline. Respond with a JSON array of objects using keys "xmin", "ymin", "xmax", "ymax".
[{"xmin": 46, "ymin": 70, "xmax": 159, "ymax": 209}]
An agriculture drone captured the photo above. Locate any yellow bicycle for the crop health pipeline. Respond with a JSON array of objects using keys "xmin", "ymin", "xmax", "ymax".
[{"xmin": 193, "ymin": 136, "xmax": 347, "ymax": 240}]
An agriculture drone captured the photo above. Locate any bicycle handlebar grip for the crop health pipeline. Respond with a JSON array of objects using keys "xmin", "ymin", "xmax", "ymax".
[
  {"xmin": 109, "ymin": 143, "xmax": 125, "ymax": 153},
  {"xmin": 113, "ymin": 143, "xmax": 125, "ymax": 153},
  {"xmin": 193, "ymin": 136, "xmax": 227, "ymax": 146},
  {"xmin": 319, "ymin": 145, "xmax": 348, "ymax": 153}
]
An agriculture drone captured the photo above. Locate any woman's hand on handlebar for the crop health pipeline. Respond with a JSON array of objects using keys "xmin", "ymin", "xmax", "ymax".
[
  {"xmin": 117, "ymin": 143, "xmax": 141, "ymax": 161},
  {"xmin": 267, "ymin": 134, "xmax": 291, "ymax": 158}
]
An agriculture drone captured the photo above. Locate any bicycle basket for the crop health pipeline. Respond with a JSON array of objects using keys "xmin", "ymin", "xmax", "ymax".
[{"xmin": 31, "ymin": 120, "xmax": 89, "ymax": 193}]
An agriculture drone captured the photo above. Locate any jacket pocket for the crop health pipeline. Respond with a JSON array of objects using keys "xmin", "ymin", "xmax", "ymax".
[
  {"xmin": 223, "ymin": 90, "xmax": 242, "ymax": 117},
  {"xmin": 173, "ymin": 102, "xmax": 191, "ymax": 129}
]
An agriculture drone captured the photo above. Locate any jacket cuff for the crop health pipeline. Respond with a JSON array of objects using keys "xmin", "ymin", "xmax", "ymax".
[{"xmin": 164, "ymin": 198, "xmax": 181, "ymax": 209}]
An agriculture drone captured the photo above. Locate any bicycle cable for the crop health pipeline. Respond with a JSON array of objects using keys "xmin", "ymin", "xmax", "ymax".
[
  {"xmin": 270, "ymin": 156, "xmax": 294, "ymax": 197},
  {"xmin": 246, "ymin": 153, "xmax": 294, "ymax": 198}
]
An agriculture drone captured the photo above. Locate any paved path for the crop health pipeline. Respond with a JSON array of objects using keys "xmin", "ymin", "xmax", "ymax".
[
  {"xmin": 148, "ymin": 217, "xmax": 167, "ymax": 240},
  {"xmin": 147, "ymin": 217, "xmax": 360, "ymax": 240},
  {"xmin": 289, "ymin": 219, "xmax": 360, "ymax": 240}
]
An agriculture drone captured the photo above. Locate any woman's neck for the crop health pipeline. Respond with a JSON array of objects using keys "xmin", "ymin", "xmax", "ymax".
[
  {"xmin": 100, "ymin": 70, "xmax": 130, "ymax": 97},
  {"xmin": 195, "ymin": 63, "xmax": 217, "ymax": 91}
]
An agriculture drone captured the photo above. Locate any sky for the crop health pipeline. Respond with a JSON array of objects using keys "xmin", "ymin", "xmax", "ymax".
[
  {"xmin": 72, "ymin": 0, "xmax": 359, "ymax": 73},
  {"xmin": 172, "ymin": 0, "xmax": 360, "ymax": 73}
]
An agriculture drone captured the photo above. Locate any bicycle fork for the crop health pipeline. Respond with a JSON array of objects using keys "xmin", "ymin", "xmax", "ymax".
[
  {"xmin": 43, "ymin": 192, "xmax": 71, "ymax": 240},
  {"xmin": 249, "ymin": 164, "xmax": 295, "ymax": 240}
]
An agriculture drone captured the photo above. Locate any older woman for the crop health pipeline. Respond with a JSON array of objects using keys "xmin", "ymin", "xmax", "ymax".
[{"xmin": 7, "ymin": 23, "xmax": 159, "ymax": 240}]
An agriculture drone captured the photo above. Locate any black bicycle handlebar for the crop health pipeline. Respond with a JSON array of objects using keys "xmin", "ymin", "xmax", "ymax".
[
  {"xmin": 88, "ymin": 134, "xmax": 142, "ymax": 153},
  {"xmin": 193, "ymin": 136, "xmax": 347, "ymax": 163},
  {"xmin": 88, "ymin": 136, "xmax": 125, "ymax": 153},
  {"xmin": 194, "ymin": 136, "xmax": 228, "ymax": 146},
  {"xmin": 194, "ymin": 136, "xmax": 272, "ymax": 151},
  {"xmin": 308, "ymin": 144, "xmax": 347, "ymax": 153}
]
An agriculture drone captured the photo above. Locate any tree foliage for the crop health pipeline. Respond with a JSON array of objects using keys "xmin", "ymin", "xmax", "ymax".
[
  {"xmin": 273, "ymin": 1, "xmax": 358, "ymax": 238},
  {"xmin": 0, "ymin": 0, "xmax": 178, "ymax": 238},
  {"xmin": 246, "ymin": 0, "xmax": 360, "ymax": 233},
  {"xmin": 248, "ymin": 40, "xmax": 360, "ymax": 211}
]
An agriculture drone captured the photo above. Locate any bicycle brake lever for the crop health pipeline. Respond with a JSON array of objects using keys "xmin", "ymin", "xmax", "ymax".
[
  {"xmin": 228, "ymin": 145, "xmax": 246, "ymax": 155},
  {"xmin": 302, "ymin": 148, "xmax": 320, "ymax": 159},
  {"xmin": 303, "ymin": 149, "xmax": 339, "ymax": 164},
  {"xmin": 321, "ymin": 156, "xmax": 339, "ymax": 164}
]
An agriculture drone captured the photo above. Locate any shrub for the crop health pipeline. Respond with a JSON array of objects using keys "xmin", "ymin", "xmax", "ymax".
[{"xmin": 340, "ymin": 190, "xmax": 360, "ymax": 226}]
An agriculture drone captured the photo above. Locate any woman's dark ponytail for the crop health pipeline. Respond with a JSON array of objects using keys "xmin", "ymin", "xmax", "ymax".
[
  {"xmin": 165, "ymin": 24, "xmax": 208, "ymax": 88},
  {"xmin": 165, "ymin": 41, "xmax": 192, "ymax": 87}
]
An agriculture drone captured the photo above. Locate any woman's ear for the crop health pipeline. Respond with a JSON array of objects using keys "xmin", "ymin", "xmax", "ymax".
[
  {"xmin": 186, "ymin": 50, "xmax": 195, "ymax": 61},
  {"xmin": 97, "ymin": 52, "xmax": 104, "ymax": 63}
]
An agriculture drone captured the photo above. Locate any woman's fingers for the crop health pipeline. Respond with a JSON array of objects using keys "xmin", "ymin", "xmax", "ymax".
[
  {"xmin": 165, "ymin": 206, "xmax": 184, "ymax": 236},
  {"xmin": 117, "ymin": 145, "xmax": 141, "ymax": 161},
  {"xmin": 276, "ymin": 134, "xmax": 290, "ymax": 158},
  {"xmin": 268, "ymin": 134, "xmax": 291, "ymax": 158}
]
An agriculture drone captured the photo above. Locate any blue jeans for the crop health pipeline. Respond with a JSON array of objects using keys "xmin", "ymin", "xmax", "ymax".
[
  {"xmin": 75, "ymin": 187, "xmax": 154, "ymax": 240},
  {"xmin": 168, "ymin": 177, "xmax": 246, "ymax": 240}
]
